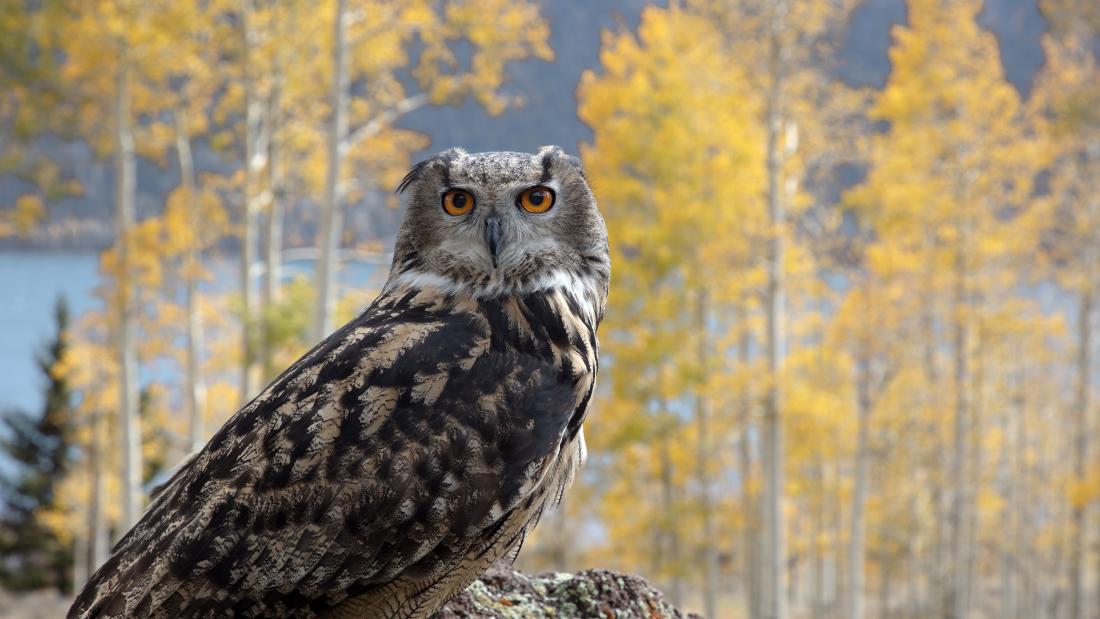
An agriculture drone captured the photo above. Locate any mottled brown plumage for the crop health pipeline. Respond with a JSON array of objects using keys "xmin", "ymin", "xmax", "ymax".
[{"xmin": 69, "ymin": 146, "xmax": 609, "ymax": 618}]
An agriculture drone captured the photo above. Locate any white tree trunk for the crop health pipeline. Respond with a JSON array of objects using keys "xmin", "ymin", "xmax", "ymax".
[
  {"xmin": 657, "ymin": 403, "xmax": 684, "ymax": 608},
  {"xmin": 262, "ymin": 86, "xmax": 285, "ymax": 382},
  {"xmin": 1000, "ymin": 381, "xmax": 1023, "ymax": 619},
  {"xmin": 89, "ymin": 408, "xmax": 108, "ymax": 573},
  {"xmin": 962, "ymin": 343, "xmax": 985, "ymax": 619},
  {"xmin": 261, "ymin": 162, "xmax": 284, "ymax": 380},
  {"xmin": 947, "ymin": 246, "xmax": 970, "ymax": 619},
  {"xmin": 1012, "ymin": 378, "xmax": 1031, "ymax": 619},
  {"xmin": 694, "ymin": 289, "xmax": 719, "ymax": 619},
  {"xmin": 811, "ymin": 456, "xmax": 828, "ymax": 618},
  {"xmin": 906, "ymin": 538, "xmax": 921, "ymax": 619},
  {"xmin": 919, "ymin": 296, "xmax": 950, "ymax": 618},
  {"xmin": 238, "ymin": 4, "xmax": 264, "ymax": 405},
  {"xmin": 546, "ymin": 503, "xmax": 570, "ymax": 571},
  {"xmin": 663, "ymin": 447, "xmax": 685, "ymax": 608},
  {"xmin": 833, "ymin": 468, "xmax": 848, "ymax": 614},
  {"xmin": 72, "ymin": 530, "xmax": 88, "ymax": 593},
  {"xmin": 736, "ymin": 302, "xmax": 762, "ymax": 619},
  {"xmin": 1069, "ymin": 288, "xmax": 1092, "ymax": 619},
  {"xmin": 175, "ymin": 111, "xmax": 208, "ymax": 452},
  {"xmin": 762, "ymin": 16, "xmax": 789, "ymax": 615},
  {"xmin": 1093, "ymin": 199, "xmax": 1100, "ymax": 619},
  {"xmin": 879, "ymin": 562, "xmax": 892, "ymax": 619},
  {"xmin": 848, "ymin": 356, "xmax": 872, "ymax": 619},
  {"xmin": 114, "ymin": 59, "xmax": 142, "ymax": 531},
  {"xmin": 313, "ymin": 0, "xmax": 349, "ymax": 342}
]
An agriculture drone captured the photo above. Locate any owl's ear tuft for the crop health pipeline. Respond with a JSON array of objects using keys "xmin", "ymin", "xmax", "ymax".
[
  {"xmin": 562, "ymin": 154, "xmax": 586, "ymax": 178},
  {"xmin": 438, "ymin": 147, "xmax": 468, "ymax": 160},
  {"xmin": 396, "ymin": 148, "xmax": 469, "ymax": 195},
  {"xmin": 538, "ymin": 145, "xmax": 585, "ymax": 181},
  {"xmin": 396, "ymin": 159, "xmax": 432, "ymax": 195}
]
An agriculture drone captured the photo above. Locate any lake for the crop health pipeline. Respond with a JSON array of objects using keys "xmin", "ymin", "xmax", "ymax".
[
  {"xmin": 0, "ymin": 252, "xmax": 102, "ymax": 414},
  {"xmin": 0, "ymin": 250, "xmax": 386, "ymax": 414}
]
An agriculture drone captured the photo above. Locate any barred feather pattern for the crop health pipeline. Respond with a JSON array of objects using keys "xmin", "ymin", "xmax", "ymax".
[{"xmin": 69, "ymin": 277, "xmax": 602, "ymax": 619}]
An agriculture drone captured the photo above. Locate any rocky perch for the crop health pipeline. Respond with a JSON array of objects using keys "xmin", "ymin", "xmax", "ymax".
[
  {"xmin": 0, "ymin": 566, "xmax": 699, "ymax": 619},
  {"xmin": 435, "ymin": 565, "xmax": 701, "ymax": 619}
]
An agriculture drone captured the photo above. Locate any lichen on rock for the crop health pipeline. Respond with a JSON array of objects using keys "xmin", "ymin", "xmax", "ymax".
[{"xmin": 435, "ymin": 564, "xmax": 700, "ymax": 619}]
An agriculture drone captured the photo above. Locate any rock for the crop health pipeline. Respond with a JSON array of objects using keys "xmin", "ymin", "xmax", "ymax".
[{"xmin": 435, "ymin": 564, "xmax": 702, "ymax": 619}]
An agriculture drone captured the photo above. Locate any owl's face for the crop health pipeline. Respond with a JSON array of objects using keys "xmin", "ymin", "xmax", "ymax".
[{"xmin": 388, "ymin": 146, "xmax": 609, "ymax": 304}]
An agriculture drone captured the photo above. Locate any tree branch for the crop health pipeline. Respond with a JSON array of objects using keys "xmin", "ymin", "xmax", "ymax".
[{"xmin": 340, "ymin": 93, "xmax": 429, "ymax": 154}]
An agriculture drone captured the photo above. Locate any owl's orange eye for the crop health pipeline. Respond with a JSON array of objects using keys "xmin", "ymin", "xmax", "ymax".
[
  {"xmin": 442, "ymin": 189, "xmax": 475, "ymax": 216},
  {"xmin": 517, "ymin": 186, "xmax": 555, "ymax": 214}
]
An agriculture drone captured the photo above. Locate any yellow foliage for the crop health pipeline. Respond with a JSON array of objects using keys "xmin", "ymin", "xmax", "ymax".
[
  {"xmin": 1067, "ymin": 471, "xmax": 1100, "ymax": 510},
  {"xmin": 0, "ymin": 193, "xmax": 46, "ymax": 238}
]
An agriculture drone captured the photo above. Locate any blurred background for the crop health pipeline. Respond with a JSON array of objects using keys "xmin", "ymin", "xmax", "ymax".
[{"xmin": 1, "ymin": 0, "xmax": 1098, "ymax": 617}]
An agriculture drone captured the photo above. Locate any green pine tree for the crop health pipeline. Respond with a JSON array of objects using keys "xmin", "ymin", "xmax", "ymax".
[{"xmin": 0, "ymin": 297, "xmax": 74, "ymax": 593}]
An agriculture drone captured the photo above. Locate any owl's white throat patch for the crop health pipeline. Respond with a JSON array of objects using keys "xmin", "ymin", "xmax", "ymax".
[{"xmin": 386, "ymin": 268, "xmax": 602, "ymax": 324}]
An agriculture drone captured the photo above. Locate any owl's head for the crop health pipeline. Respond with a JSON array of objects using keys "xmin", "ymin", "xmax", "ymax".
[{"xmin": 387, "ymin": 146, "xmax": 609, "ymax": 311}]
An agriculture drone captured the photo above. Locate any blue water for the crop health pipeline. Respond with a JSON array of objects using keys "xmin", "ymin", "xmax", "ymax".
[
  {"xmin": 0, "ymin": 252, "xmax": 103, "ymax": 413},
  {"xmin": 0, "ymin": 251, "xmax": 387, "ymax": 414}
]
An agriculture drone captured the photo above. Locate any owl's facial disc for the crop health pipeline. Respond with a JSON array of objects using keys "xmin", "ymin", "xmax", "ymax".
[
  {"xmin": 431, "ymin": 178, "xmax": 565, "ymax": 278},
  {"xmin": 389, "ymin": 147, "xmax": 610, "ymax": 303}
]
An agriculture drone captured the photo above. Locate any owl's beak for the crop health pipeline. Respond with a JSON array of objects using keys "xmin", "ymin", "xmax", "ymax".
[{"xmin": 484, "ymin": 215, "xmax": 504, "ymax": 269}]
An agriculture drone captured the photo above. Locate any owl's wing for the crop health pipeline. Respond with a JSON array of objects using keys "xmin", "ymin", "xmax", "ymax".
[{"xmin": 70, "ymin": 290, "xmax": 591, "ymax": 618}]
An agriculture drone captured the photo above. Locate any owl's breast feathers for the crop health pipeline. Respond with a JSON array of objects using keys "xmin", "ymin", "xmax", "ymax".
[{"xmin": 70, "ymin": 284, "xmax": 600, "ymax": 619}]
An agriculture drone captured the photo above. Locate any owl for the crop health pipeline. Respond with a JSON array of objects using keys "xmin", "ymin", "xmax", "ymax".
[{"xmin": 68, "ymin": 146, "xmax": 610, "ymax": 619}]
